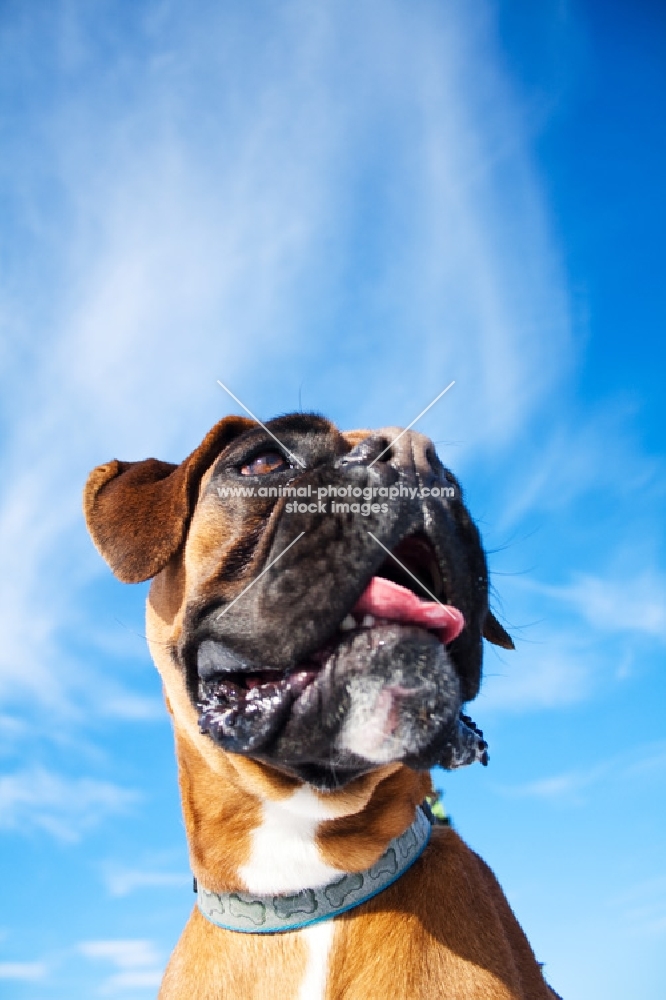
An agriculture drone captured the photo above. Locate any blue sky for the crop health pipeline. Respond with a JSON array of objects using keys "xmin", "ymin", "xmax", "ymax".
[{"xmin": 0, "ymin": 0, "xmax": 664, "ymax": 996}]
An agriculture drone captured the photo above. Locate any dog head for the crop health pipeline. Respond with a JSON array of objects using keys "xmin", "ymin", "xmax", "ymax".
[{"xmin": 85, "ymin": 413, "xmax": 512, "ymax": 790}]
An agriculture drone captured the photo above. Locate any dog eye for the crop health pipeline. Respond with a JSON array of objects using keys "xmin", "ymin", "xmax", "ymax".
[{"xmin": 240, "ymin": 451, "xmax": 289, "ymax": 476}]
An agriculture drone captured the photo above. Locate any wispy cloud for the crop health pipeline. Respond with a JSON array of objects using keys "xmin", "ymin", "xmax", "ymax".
[
  {"xmin": 0, "ymin": 767, "xmax": 138, "ymax": 842},
  {"xmin": 613, "ymin": 876, "xmax": 666, "ymax": 937},
  {"xmin": 479, "ymin": 638, "xmax": 596, "ymax": 713},
  {"xmin": 542, "ymin": 571, "xmax": 666, "ymax": 641},
  {"xmin": 496, "ymin": 740, "xmax": 666, "ymax": 804},
  {"xmin": 0, "ymin": 961, "xmax": 48, "ymax": 981},
  {"xmin": 495, "ymin": 400, "xmax": 663, "ymax": 532},
  {"xmin": 79, "ymin": 940, "xmax": 163, "ymax": 994},
  {"xmin": 93, "ymin": 686, "xmax": 164, "ymax": 722},
  {"xmin": 498, "ymin": 764, "xmax": 608, "ymax": 804},
  {"xmin": 101, "ymin": 970, "xmax": 164, "ymax": 992},
  {"xmin": 79, "ymin": 940, "xmax": 161, "ymax": 966},
  {"xmin": 104, "ymin": 867, "xmax": 190, "ymax": 898},
  {"xmin": 479, "ymin": 558, "xmax": 666, "ymax": 713}
]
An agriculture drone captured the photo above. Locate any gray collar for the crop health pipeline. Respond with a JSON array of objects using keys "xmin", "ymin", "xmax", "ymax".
[{"xmin": 197, "ymin": 805, "xmax": 432, "ymax": 934}]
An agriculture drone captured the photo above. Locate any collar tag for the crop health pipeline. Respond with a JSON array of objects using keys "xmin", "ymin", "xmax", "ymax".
[{"xmin": 197, "ymin": 805, "xmax": 431, "ymax": 934}]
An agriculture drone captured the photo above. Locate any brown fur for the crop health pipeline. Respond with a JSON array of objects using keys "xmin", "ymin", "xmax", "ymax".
[
  {"xmin": 159, "ymin": 908, "xmax": 307, "ymax": 1000},
  {"xmin": 326, "ymin": 827, "xmax": 553, "ymax": 999}
]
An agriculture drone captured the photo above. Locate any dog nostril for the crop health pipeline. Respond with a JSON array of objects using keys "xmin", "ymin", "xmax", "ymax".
[
  {"xmin": 372, "ymin": 438, "xmax": 393, "ymax": 463},
  {"xmin": 338, "ymin": 435, "xmax": 394, "ymax": 468}
]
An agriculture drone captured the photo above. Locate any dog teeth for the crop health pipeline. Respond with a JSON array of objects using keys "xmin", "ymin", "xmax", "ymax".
[{"xmin": 339, "ymin": 612, "xmax": 391, "ymax": 632}]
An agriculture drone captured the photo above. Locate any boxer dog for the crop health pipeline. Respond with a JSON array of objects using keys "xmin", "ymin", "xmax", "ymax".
[{"xmin": 84, "ymin": 413, "xmax": 559, "ymax": 999}]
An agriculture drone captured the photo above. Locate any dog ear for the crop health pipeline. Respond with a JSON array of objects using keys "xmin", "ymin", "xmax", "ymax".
[
  {"xmin": 483, "ymin": 610, "xmax": 515, "ymax": 650},
  {"xmin": 83, "ymin": 416, "xmax": 254, "ymax": 583}
]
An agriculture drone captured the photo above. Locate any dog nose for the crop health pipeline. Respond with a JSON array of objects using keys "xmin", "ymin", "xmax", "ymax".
[
  {"xmin": 378, "ymin": 428, "xmax": 441, "ymax": 485},
  {"xmin": 339, "ymin": 428, "xmax": 441, "ymax": 485}
]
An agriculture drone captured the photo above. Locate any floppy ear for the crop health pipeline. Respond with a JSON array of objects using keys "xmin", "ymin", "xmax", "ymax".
[
  {"xmin": 83, "ymin": 416, "xmax": 254, "ymax": 584},
  {"xmin": 483, "ymin": 610, "xmax": 515, "ymax": 650}
]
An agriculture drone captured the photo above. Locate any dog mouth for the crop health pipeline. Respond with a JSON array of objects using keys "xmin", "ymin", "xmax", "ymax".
[
  {"xmin": 194, "ymin": 534, "xmax": 486, "ymax": 775},
  {"xmin": 197, "ymin": 573, "xmax": 464, "ymax": 732}
]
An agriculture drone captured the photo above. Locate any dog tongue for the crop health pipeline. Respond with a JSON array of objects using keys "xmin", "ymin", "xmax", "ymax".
[{"xmin": 352, "ymin": 576, "xmax": 464, "ymax": 645}]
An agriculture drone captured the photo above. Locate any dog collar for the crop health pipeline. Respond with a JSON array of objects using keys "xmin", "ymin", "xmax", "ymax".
[{"xmin": 196, "ymin": 804, "xmax": 432, "ymax": 934}]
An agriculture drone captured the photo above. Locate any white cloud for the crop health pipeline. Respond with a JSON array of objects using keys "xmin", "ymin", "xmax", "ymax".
[
  {"xmin": 614, "ymin": 876, "xmax": 666, "ymax": 937},
  {"xmin": 104, "ymin": 868, "xmax": 190, "ymax": 898},
  {"xmin": 79, "ymin": 940, "xmax": 160, "ymax": 969},
  {"xmin": 79, "ymin": 939, "xmax": 163, "ymax": 994},
  {"xmin": 0, "ymin": 961, "xmax": 48, "ymax": 981},
  {"xmin": 496, "ymin": 402, "xmax": 661, "ymax": 531},
  {"xmin": 545, "ymin": 571, "xmax": 666, "ymax": 641},
  {"xmin": 497, "ymin": 741, "xmax": 666, "ymax": 804},
  {"xmin": 479, "ymin": 557, "xmax": 666, "ymax": 715},
  {"xmin": 478, "ymin": 641, "xmax": 594, "ymax": 713},
  {"xmin": 498, "ymin": 765, "xmax": 607, "ymax": 804},
  {"xmin": 0, "ymin": 767, "xmax": 139, "ymax": 842},
  {"xmin": 102, "ymin": 970, "xmax": 163, "ymax": 992},
  {"xmin": 97, "ymin": 692, "xmax": 164, "ymax": 721},
  {"xmin": 622, "ymin": 743, "xmax": 666, "ymax": 778}
]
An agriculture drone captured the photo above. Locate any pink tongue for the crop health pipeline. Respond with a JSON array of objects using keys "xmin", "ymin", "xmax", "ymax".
[{"xmin": 352, "ymin": 576, "xmax": 464, "ymax": 645}]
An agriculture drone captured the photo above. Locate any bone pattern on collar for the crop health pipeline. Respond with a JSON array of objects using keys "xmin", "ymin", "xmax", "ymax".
[{"xmin": 197, "ymin": 805, "xmax": 431, "ymax": 934}]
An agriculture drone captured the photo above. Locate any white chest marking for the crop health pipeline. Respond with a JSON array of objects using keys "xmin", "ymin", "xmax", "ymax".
[
  {"xmin": 297, "ymin": 920, "xmax": 335, "ymax": 1000},
  {"xmin": 238, "ymin": 787, "xmax": 345, "ymax": 894}
]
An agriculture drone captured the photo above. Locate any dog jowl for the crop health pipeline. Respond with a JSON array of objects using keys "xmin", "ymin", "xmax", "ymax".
[{"xmin": 84, "ymin": 413, "xmax": 511, "ymax": 790}]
